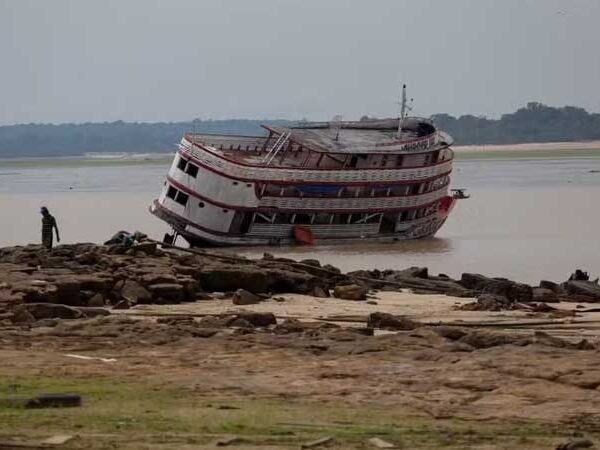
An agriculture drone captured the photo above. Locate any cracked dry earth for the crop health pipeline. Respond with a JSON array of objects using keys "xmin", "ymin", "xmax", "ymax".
[{"xmin": 2, "ymin": 314, "xmax": 600, "ymax": 427}]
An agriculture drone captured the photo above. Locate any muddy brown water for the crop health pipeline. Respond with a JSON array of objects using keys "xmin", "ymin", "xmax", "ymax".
[{"xmin": 1, "ymin": 151, "xmax": 599, "ymax": 283}]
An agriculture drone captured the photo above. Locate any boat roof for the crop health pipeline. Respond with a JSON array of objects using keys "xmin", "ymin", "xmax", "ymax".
[
  {"xmin": 185, "ymin": 117, "xmax": 441, "ymax": 156},
  {"xmin": 265, "ymin": 117, "xmax": 436, "ymax": 153}
]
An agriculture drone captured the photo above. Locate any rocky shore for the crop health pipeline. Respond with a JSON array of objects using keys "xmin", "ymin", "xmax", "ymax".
[
  {"xmin": 2, "ymin": 238, "xmax": 600, "ymax": 449},
  {"xmin": 1, "ymin": 238, "xmax": 599, "ymax": 323}
]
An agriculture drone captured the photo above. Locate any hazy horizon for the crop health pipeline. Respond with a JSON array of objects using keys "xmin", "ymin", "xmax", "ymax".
[{"xmin": 1, "ymin": 0, "xmax": 599, "ymax": 125}]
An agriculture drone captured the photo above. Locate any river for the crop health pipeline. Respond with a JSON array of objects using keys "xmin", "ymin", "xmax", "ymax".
[{"xmin": 1, "ymin": 150, "xmax": 599, "ymax": 283}]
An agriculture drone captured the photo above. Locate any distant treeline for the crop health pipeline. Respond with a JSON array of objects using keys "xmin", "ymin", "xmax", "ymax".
[
  {"xmin": 1, "ymin": 103, "xmax": 599, "ymax": 158},
  {"xmin": 0, "ymin": 120, "xmax": 289, "ymax": 158},
  {"xmin": 431, "ymin": 102, "xmax": 600, "ymax": 145}
]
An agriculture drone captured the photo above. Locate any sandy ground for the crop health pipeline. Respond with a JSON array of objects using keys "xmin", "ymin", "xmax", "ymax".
[
  {"xmin": 3, "ymin": 292, "xmax": 600, "ymax": 449},
  {"xmin": 125, "ymin": 291, "xmax": 600, "ymax": 339}
]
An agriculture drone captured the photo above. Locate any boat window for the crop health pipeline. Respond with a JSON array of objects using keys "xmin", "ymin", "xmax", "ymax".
[
  {"xmin": 365, "ymin": 213, "xmax": 382, "ymax": 224},
  {"xmin": 167, "ymin": 186, "xmax": 177, "ymax": 200},
  {"xmin": 177, "ymin": 157, "xmax": 187, "ymax": 171},
  {"xmin": 198, "ymin": 202, "xmax": 205, "ymax": 208},
  {"xmin": 313, "ymin": 213, "xmax": 331, "ymax": 224},
  {"xmin": 274, "ymin": 213, "xmax": 291, "ymax": 224},
  {"xmin": 333, "ymin": 214, "xmax": 351, "ymax": 225},
  {"xmin": 294, "ymin": 214, "xmax": 312, "ymax": 225},
  {"xmin": 175, "ymin": 191, "xmax": 189, "ymax": 206},
  {"xmin": 380, "ymin": 212, "xmax": 399, "ymax": 233},
  {"xmin": 185, "ymin": 163, "xmax": 199, "ymax": 178}
]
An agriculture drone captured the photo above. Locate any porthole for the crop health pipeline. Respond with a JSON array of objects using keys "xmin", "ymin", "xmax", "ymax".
[
  {"xmin": 233, "ymin": 181, "xmax": 239, "ymax": 186},
  {"xmin": 222, "ymin": 209, "xmax": 229, "ymax": 213},
  {"xmin": 246, "ymin": 183, "xmax": 252, "ymax": 187},
  {"xmin": 198, "ymin": 202, "xmax": 205, "ymax": 208}
]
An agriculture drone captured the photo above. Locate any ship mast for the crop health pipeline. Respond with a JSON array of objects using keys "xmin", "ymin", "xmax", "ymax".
[{"xmin": 397, "ymin": 84, "xmax": 407, "ymax": 139}]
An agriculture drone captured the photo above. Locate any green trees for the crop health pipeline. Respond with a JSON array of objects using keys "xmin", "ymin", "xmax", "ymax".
[
  {"xmin": 431, "ymin": 103, "xmax": 600, "ymax": 145},
  {"xmin": 1, "ymin": 103, "xmax": 599, "ymax": 157}
]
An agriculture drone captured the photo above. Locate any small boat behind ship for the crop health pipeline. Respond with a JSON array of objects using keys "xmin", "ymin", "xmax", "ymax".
[{"xmin": 150, "ymin": 88, "xmax": 463, "ymax": 246}]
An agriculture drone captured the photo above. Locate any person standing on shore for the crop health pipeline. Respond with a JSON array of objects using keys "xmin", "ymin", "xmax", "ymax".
[{"xmin": 40, "ymin": 207, "xmax": 60, "ymax": 249}]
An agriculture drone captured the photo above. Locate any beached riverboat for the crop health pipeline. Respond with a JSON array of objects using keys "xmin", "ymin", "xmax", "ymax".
[{"xmin": 150, "ymin": 90, "xmax": 460, "ymax": 246}]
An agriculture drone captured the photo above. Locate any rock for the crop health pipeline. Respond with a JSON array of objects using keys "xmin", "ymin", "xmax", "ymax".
[
  {"xmin": 563, "ymin": 281, "xmax": 600, "ymax": 301},
  {"xmin": 139, "ymin": 272, "xmax": 178, "ymax": 285},
  {"xmin": 459, "ymin": 330, "xmax": 530, "ymax": 349},
  {"xmin": 540, "ymin": 280, "xmax": 566, "ymax": 294},
  {"xmin": 113, "ymin": 299, "xmax": 132, "ymax": 310},
  {"xmin": 120, "ymin": 280, "xmax": 151, "ymax": 304},
  {"xmin": 445, "ymin": 287, "xmax": 475, "ymax": 298},
  {"xmin": 177, "ymin": 276, "xmax": 201, "ymax": 299},
  {"xmin": 197, "ymin": 264, "xmax": 321, "ymax": 294},
  {"xmin": 310, "ymin": 286, "xmax": 330, "ymax": 298},
  {"xmin": 11, "ymin": 308, "xmax": 35, "ymax": 324},
  {"xmin": 75, "ymin": 251, "xmax": 100, "ymax": 265},
  {"xmin": 14, "ymin": 303, "xmax": 83, "ymax": 320},
  {"xmin": 173, "ymin": 265, "xmax": 198, "ymax": 276},
  {"xmin": 148, "ymin": 283, "xmax": 184, "ymax": 303},
  {"xmin": 534, "ymin": 331, "xmax": 596, "ymax": 350},
  {"xmin": 232, "ymin": 289, "xmax": 262, "ymax": 305},
  {"xmin": 299, "ymin": 259, "xmax": 321, "ymax": 267},
  {"xmin": 401, "ymin": 266, "xmax": 429, "ymax": 279},
  {"xmin": 229, "ymin": 318, "xmax": 254, "ymax": 329},
  {"xmin": 71, "ymin": 274, "xmax": 109, "ymax": 292},
  {"xmin": 434, "ymin": 326, "xmax": 468, "ymax": 341},
  {"xmin": 322, "ymin": 264, "xmax": 341, "ymax": 274},
  {"xmin": 235, "ymin": 312, "xmax": 277, "ymax": 327},
  {"xmin": 133, "ymin": 241, "xmax": 157, "ymax": 255},
  {"xmin": 460, "ymin": 294, "xmax": 513, "ymax": 311},
  {"xmin": 556, "ymin": 439, "xmax": 594, "ymax": 450},
  {"xmin": 333, "ymin": 284, "xmax": 368, "ymax": 300},
  {"xmin": 460, "ymin": 273, "xmax": 533, "ymax": 303},
  {"xmin": 87, "ymin": 293, "xmax": 105, "ymax": 307},
  {"xmin": 532, "ymin": 287, "xmax": 559, "ymax": 303},
  {"xmin": 77, "ymin": 307, "xmax": 111, "ymax": 318},
  {"xmin": 13, "ymin": 282, "xmax": 58, "ymax": 303},
  {"xmin": 367, "ymin": 312, "xmax": 420, "ymax": 331},
  {"xmin": 53, "ymin": 278, "xmax": 82, "ymax": 306}
]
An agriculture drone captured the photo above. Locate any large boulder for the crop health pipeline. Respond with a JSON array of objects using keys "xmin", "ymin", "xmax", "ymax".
[
  {"xmin": 232, "ymin": 289, "xmax": 263, "ymax": 306},
  {"xmin": 12, "ymin": 281, "xmax": 58, "ymax": 303},
  {"xmin": 120, "ymin": 280, "xmax": 152, "ymax": 304},
  {"xmin": 563, "ymin": 281, "xmax": 600, "ymax": 301},
  {"xmin": 148, "ymin": 283, "xmax": 184, "ymax": 303},
  {"xmin": 197, "ymin": 264, "xmax": 320, "ymax": 294},
  {"xmin": 532, "ymin": 287, "xmax": 559, "ymax": 303},
  {"xmin": 333, "ymin": 284, "xmax": 368, "ymax": 301},
  {"xmin": 13, "ymin": 303, "xmax": 84, "ymax": 321},
  {"xmin": 133, "ymin": 241, "xmax": 157, "ymax": 255},
  {"xmin": 460, "ymin": 273, "xmax": 533, "ymax": 303},
  {"xmin": 52, "ymin": 278, "xmax": 82, "ymax": 306}
]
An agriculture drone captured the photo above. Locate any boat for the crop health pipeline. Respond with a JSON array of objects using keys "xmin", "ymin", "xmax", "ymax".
[{"xmin": 150, "ymin": 87, "xmax": 463, "ymax": 246}]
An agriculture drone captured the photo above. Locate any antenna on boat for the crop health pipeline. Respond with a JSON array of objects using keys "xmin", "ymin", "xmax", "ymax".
[
  {"xmin": 331, "ymin": 115, "xmax": 343, "ymax": 141},
  {"xmin": 397, "ymin": 84, "xmax": 407, "ymax": 139}
]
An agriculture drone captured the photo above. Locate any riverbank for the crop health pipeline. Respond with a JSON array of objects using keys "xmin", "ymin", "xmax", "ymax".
[{"xmin": 1, "ymin": 240, "xmax": 600, "ymax": 449}]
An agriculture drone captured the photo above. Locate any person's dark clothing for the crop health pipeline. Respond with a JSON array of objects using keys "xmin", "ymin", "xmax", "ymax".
[{"xmin": 42, "ymin": 214, "xmax": 57, "ymax": 249}]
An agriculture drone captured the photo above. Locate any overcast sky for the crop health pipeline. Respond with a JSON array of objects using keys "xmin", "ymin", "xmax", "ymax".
[{"xmin": 1, "ymin": 0, "xmax": 599, "ymax": 125}]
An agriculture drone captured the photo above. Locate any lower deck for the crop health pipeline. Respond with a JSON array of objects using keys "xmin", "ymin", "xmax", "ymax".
[{"xmin": 151, "ymin": 200, "xmax": 451, "ymax": 247}]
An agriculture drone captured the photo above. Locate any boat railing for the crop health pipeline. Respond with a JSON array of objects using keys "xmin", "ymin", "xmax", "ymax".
[{"xmin": 181, "ymin": 142, "xmax": 453, "ymax": 184}]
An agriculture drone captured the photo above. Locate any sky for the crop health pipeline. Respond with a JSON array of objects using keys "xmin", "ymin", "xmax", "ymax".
[{"xmin": 0, "ymin": 0, "xmax": 599, "ymax": 125}]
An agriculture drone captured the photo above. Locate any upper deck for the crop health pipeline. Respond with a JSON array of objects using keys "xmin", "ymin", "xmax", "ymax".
[{"xmin": 183, "ymin": 117, "xmax": 453, "ymax": 171}]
